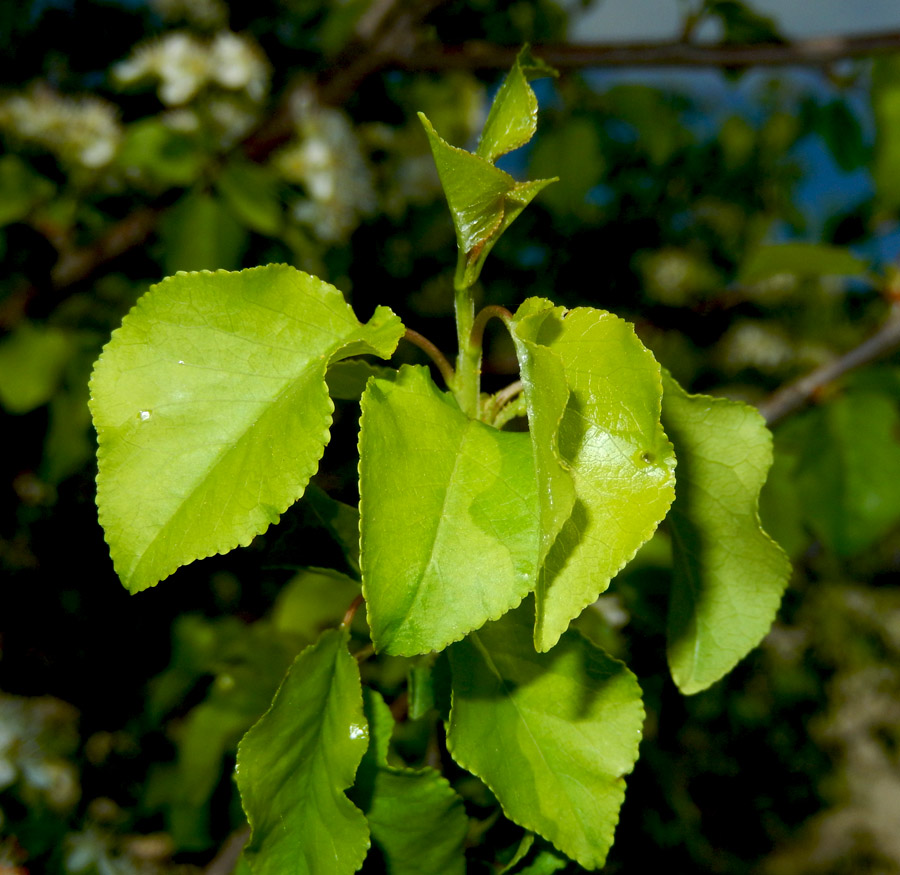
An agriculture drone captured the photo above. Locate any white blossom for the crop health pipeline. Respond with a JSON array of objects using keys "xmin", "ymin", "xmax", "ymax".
[
  {"xmin": 114, "ymin": 30, "xmax": 268, "ymax": 107},
  {"xmin": 277, "ymin": 91, "xmax": 376, "ymax": 242},
  {"xmin": 210, "ymin": 31, "xmax": 268, "ymax": 101},
  {"xmin": 0, "ymin": 85, "xmax": 121, "ymax": 169}
]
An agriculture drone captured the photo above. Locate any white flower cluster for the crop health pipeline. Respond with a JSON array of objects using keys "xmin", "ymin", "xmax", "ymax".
[
  {"xmin": 276, "ymin": 91, "xmax": 376, "ymax": 243},
  {"xmin": 0, "ymin": 85, "xmax": 121, "ymax": 169},
  {"xmin": 114, "ymin": 30, "xmax": 269, "ymax": 106}
]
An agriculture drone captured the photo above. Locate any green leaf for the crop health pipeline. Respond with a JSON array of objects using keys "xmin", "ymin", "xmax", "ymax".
[
  {"xmin": 738, "ymin": 243, "xmax": 869, "ymax": 284},
  {"xmin": 159, "ymin": 191, "xmax": 248, "ymax": 274},
  {"xmin": 816, "ymin": 100, "xmax": 869, "ymax": 172},
  {"xmin": 873, "ymin": 57, "xmax": 900, "ymax": 212},
  {"xmin": 419, "ymin": 113, "xmax": 554, "ymax": 289},
  {"xmin": 529, "ymin": 117, "xmax": 605, "ymax": 215},
  {"xmin": 791, "ymin": 391, "xmax": 900, "ymax": 556},
  {"xmin": 707, "ymin": 0, "xmax": 783, "ymax": 44},
  {"xmin": 603, "ymin": 85, "xmax": 687, "ymax": 167},
  {"xmin": 0, "ymin": 322, "xmax": 74, "ymax": 414},
  {"xmin": 236, "ymin": 627, "xmax": 370, "ymax": 875},
  {"xmin": 302, "ymin": 485, "xmax": 361, "ymax": 574},
  {"xmin": 326, "ymin": 359, "xmax": 395, "ymax": 401},
  {"xmin": 353, "ymin": 689, "xmax": 468, "ymax": 875},
  {"xmin": 407, "ymin": 654, "xmax": 437, "ymax": 720},
  {"xmin": 476, "ymin": 46, "xmax": 557, "ymax": 164},
  {"xmin": 508, "ymin": 300, "xmax": 576, "ymax": 564},
  {"xmin": 151, "ymin": 616, "xmax": 295, "ymax": 849},
  {"xmin": 117, "ymin": 118, "xmax": 205, "ymax": 186},
  {"xmin": 511, "ymin": 300, "xmax": 676, "ymax": 651},
  {"xmin": 272, "ymin": 568, "xmax": 361, "ymax": 643},
  {"xmin": 216, "ymin": 158, "xmax": 283, "ymax": 236},
  {"xmin": 360, "ymin": 365, "xmax": 540, "ymax": 655},
  {"xmin": 90, "ymin": 264, "xmax": 404, "ymax": 593},
  {"xmin": 447, "ymin": 602, "xmax": 644, "ymax": 869},
  {"xmin": 661, "ymin": 372, "xmax": 790, "ymax": 695},
  {"xmin": 0, "ymin": 155, "xmax": 54, "ymax": 226}
]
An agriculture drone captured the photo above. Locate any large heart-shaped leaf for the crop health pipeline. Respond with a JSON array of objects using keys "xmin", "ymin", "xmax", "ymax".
[
  {"xmin": 360, "ymin": 365, "xmax": 540, "ymax": 655},
  {"xmin": 662, "ymin": 372, "xmax": 790, "ymax": 694},
  {"xmin": 511, "ymin": 300, "xmax": 676, "ymax": 651},
  {"xmin": 447, "ymin": 602, "xmax": 644, "ymax": 870},
  {"xmin": 236, "ymin": 627, "xmax": 369, "ymax": 875},
  {"xmin": 90, "ymin": 264, "xmax": 403, "ymax": 592}
]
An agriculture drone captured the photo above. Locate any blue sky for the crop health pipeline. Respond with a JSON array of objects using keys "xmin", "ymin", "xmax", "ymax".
[{"xmin": 567, "ymin": 0, "xmax": 900, "ymax": 41}]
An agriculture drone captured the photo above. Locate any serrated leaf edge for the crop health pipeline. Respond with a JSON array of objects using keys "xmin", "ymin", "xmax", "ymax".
[
  {"xmin": 446, "ymin": 627, "xmax": 644, "ymax": 870},
  {"xmin": 358, "ymin": 365, "xmax": 537, "ymax": 656}
]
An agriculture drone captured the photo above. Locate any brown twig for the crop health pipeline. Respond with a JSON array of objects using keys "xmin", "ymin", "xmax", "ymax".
[
  {"xmin": 203, "ymin": 826, "xmax": 249, "ymax": 875},
  {"xmin": 342, "ymin": 593, "xmax": 365, "ymax": 627},
  {"xmin": 758, "ymin": 304, "xmax": 900, "ymax": 426}
]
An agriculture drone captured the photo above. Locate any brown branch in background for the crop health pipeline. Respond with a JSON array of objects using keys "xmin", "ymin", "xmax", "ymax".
[
  {"xmin": 25, "ymin": 24, "xmax": 900, "ymax": 310},
  {"xmin": 244, "ymin": 0, "xmax": 451, "ymax": 161},
  {"xmin": 399, "ymin": 29, "xmax": 900, "ymax": 71},
  {"xmin": 203, "ymin": 825, "xmax": 249, "ymax": 875},
  {"xmin": 758, "ymin": 304, "xmax": 900, "ymax": 427},
  {"xmin": 49, "ymin": 206, "xmax": 162, "ymax": 289}
]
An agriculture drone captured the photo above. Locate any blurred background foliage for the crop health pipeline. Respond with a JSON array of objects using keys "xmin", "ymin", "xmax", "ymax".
[{"xmin": 2, "ymin": 0, "xmax": 900, "ymax": 872}]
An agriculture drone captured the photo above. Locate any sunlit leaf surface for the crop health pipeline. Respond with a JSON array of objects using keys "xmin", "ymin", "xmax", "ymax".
[
  {"xmin": 447, "ymin": 603, "xmax": 644, "ymax": 869},
  {"xmin": 360, "ymin": 365, "xmax": 540, "ymax": 655},
  {"xmin": 236, "ymin": 627, "xmax": 370, "ymax": 875},
  {"xmin": 91, "ymin": 264, "xmax": 403, "ymax": 592}
]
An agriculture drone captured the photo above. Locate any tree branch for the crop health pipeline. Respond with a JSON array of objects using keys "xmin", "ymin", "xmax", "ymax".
[
  {"xmin": 203, "ymin": 826, "xmax": 249, "ymax": 875},
  {"xmin": 29, "ymin": 25, "xmax": 900, "ymax": 306},
  {"xmin": 758, "ymin": 304, "xmax": 900, "ymax": 427},
  {"xmin": 397, "ymin": 29, "xmax": 900, "ymax": 71}
]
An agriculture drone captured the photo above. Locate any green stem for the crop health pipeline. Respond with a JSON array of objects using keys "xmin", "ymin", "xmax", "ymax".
[{"xmin": 452, "ymin": 257, "xmax": 481, "ymax": 418}]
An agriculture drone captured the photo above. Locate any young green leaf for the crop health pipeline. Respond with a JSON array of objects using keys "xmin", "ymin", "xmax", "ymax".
[
  {"xmin": 447, "ymin": 602, "xmax": 644, "ymax": 870},
  {"xmin": 476, "ymin": 46, "xmax": 557, "ymax": 164},
  {"xmin": 236, "ymin": 627, "xmax": 370, "ymax": 875},
  {"xmin": 419, "ymin": 64, "xmax": 556, "ymax": 294},
  {"xmin": 661, "ymin": 372, "xmax": 790, "ymax": 695},
  {"xmin": 353, "ymin": 688, "xmax": 468, "ymax": 875},
  {"xmin": 511, "ymin": 300, "xmax": 676, "ymax": 651},
  {"xmin": 419, "ymin": 114, "xmax": 555, "ymax": 290},
  {"xmin": 90, "ymin": 264, "xmax": 403, "ymax": 593},
  {"xmin": 359, "ymin": 365, "xmax": 540, "ymax": 655}
]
